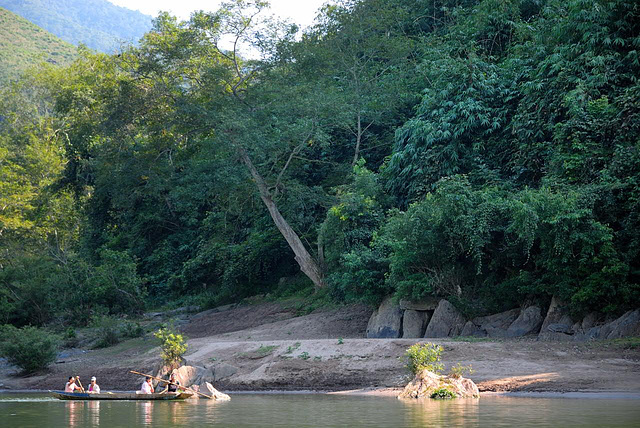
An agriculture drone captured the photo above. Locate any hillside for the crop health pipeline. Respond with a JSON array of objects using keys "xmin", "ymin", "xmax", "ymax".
[
  {"xmin": 0, "ymin": 7, "xmax": 76, "ymax": 85},
  {"xmin": 0, "ymin": 0, "xmax": 153, "ymax": 53}
]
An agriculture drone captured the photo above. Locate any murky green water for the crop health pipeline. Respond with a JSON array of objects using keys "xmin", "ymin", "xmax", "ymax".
[{"xmin": 1, "ymin": 392, "xmax": 638, "ymax": 427}]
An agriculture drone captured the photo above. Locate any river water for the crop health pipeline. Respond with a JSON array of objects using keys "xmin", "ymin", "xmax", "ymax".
[{"xmin": 1, "ymin": 392, "xmax": 638, "ymax": 427}]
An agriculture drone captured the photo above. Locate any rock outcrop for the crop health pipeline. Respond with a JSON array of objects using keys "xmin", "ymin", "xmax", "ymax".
[
  {"xmin": 398, "ymin": 370, "xmax": 479, "ymax": 399},
  {"xmin": 596, "ymin": 309, "xmax": 640, "ymax": 339},
  {"xmin": 201, "ymin": 381, "xmax": 231, "ymax": 400},
  {"xmin": 506, "ymin": 305, "xmax": 544, "ymax": 337},
  {"xmin": 366, "ymin": 296, "xmax": 403, "ymax": 338},
  {"xmin": 402, "ymin": 310, "xmax": 430, "ymax": 338},
  {"xmin": 424, "ymin": 300, "xmax": 466, "ymax": 338},
  {"xmin": 211, "ymin": 362, "xmax": 239, "ymax": 382},
  {"xmin": 172, "ymin": 365, "xmax": 209, "ymax": 387},
  {"xmin": 538, "ymin": 297, "xmax": 575, "ymax": 340},
  {"xmin": 461, "ymin": 309, "xmax": 520, "ymax": 338}
]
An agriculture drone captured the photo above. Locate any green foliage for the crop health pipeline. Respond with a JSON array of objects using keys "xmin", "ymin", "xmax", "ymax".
[
  {"xmin": 154, "ymin": 326, "xmax": 187, "ymax": 368},
  {"xmin": 405, "ymin": 342, "xmax": 444, "ymax": 375},
  {"xmin": 0, "ymin": 0, "xmax": 152, "ymax": 53},
  {"xmin": 382, "ymin": 176, "xmax": 633, "ymax": 315},
  {"xmin": 298, "ymin": 351, "xmax": 310, "ymax": 360},
  {"xmin": 1, "ymin": 0, "xmax": 639, "ymax": 331},
  {"xmin": 0, "ymin": 7, "xmax": 76, "ymax": 85},
  {"xmin": 88, "ymin": 316, "xmax": 144, "ymax": 349},
  {"xmin": 255, "ymin": 345, "xmax": 278, "ymax": 357},
  {"xmin": 0, "ymin": 325, "xmax": 59, "ymax": 373},
  {"xmin": 90, "ymin": 315, "xmax": 121, "ymax": 348},
  {"xmin": 448, "ymin": 363, "xmax": 474, "ymax": 379},
  {"xmin": 430, "ymin": 387, "xmax": 457, "ymax": 400},
  {"xmin": 322, "ymin": 161, "xmax": 392, "ymax": 304},
  {"xmin": 285, "ymin": 342, "xmax": 301, "ymax": 354}
]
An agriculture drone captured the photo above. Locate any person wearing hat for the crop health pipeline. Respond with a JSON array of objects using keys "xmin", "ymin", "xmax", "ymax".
[{"xmin": 87, "ymin": 376, "xmax": 101, "ymax": 394}]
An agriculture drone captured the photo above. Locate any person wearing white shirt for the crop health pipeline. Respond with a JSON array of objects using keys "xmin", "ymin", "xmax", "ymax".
[{"xmin": 140, "ymin": 377, "xmax": 154, "ymax": 394}]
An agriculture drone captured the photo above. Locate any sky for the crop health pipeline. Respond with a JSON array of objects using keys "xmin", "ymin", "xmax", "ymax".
[{"xmin": 107, "ymin": 0, "xmax": 332, "ymax": 28}]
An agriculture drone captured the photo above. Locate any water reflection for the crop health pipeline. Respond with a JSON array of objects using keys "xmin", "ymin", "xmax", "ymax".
[
  {"xmin": 2, "ymin": 392, "xmax": 639, "ymax": 427},
  {"xmin": 401, "ymin": 397, "xmax": 480, "ymax": 426},
  {"xmin": 65, "ymin": 401, "xmax": 82, "ymax": 427},
  {"xmin": 87, "ymin": 400, "xmax": 100, "ymax": 426},
  {"xmin": 139, "ymin": 401, "xmax": 153, "ymax": 425}
]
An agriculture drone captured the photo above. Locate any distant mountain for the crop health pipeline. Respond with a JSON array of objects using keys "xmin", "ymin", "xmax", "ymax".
[
  {"xmin": 0, "ymin": 0, "xmax": 153, "ymax": 53},
  {"xmin": 0, "ymin": 7, "xmax": 76, "ymax": 85}
]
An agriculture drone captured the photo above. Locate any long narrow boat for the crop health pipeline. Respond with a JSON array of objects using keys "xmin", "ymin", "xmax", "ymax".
[{"xmin": 51, "ymin": 391, "xmax": 193, "ymax": 400}]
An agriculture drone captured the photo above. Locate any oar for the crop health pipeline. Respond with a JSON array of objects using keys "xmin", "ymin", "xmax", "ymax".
[
  {"xmin": 129, "ymin": 370, "xmax": 213, "ymax": 399},
  {"xmin": 75, "ymin": 376, "xmax": 85, "ymax": 392}
]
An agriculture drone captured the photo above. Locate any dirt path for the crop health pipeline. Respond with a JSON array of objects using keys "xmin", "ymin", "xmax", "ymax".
[{"xmin": 1, "ymin": 301, "xmax": 638, "ymax": 393}]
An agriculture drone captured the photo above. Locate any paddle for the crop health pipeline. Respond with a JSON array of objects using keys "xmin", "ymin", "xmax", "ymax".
[
  {"xmin": 75, "ymin": 376, "xmax": 85, "ymax": 393},
  {"xmin": 129, "ymin": 370, "xmax": 214, "ymax": 399}
]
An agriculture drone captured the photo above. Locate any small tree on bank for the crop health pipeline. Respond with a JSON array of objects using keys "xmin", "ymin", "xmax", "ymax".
[{"xmin": 154, "ymin": 326, "xmax": 187, "ymax": 369}]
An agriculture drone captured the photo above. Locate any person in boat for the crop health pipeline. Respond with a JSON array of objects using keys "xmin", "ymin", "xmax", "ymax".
[
  {"xmin": 140, "ymin": 376, "xmax": 154, "ymax": 394},
  {"xmin": 65, "ymin": 376, "xmax": 83, "ymax": 393},
  {"xmin": 87, "ymin": 376, "xmax": 101, "ymax": 394},
  {"xmin": 161, "ymin": 373, "xmax": 181, "ymax": 394}
]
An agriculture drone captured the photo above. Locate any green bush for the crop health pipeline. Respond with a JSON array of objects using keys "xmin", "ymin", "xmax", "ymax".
[
  {"xmin": 448, "ymin": 363, "xmax": 474, "ymax": 379},
  {"xmin": 405, "ymin": 342, "xmax": 444, "ymax": 375},
  {"xmin": 154, "ymin": 326, "xmax": 187, "ymax": 368},
  {"xmin": 430, "ymin": 387, "xmax": 457, "ymax": 400},
  {"xmin": 90, "ymin": 315, "xmax": 121, "ymax": 348},
  {"xmin": 0, "ymin": 326, "xmax": 59, "ymax": 373},
  {"xmin": 121, "ymin": 320, "xmax": 145, "ymax": 339}
]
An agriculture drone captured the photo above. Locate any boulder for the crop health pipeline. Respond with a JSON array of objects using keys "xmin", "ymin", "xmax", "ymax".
[
  {"xmin": 580, "ymin": 312, "xmax": 601, "ymax": 331},
  {"xmin": 460, "ymin": 321, "xmax": 481, "ymax": 337},
  {"xmin": 171, "ymin": 365, "xmax": 209, "ymax": 387},
  {"xmin": 505, "ymin": 305, "xmax": 544, "ymax": 337},
  {"xmin": 201, "ymin": 381, "xmax": 231, "ymax": 401},
  {"xmin": 402, "ymin": 310, "xmax": 430, "ymax": 338},
  {"xmin": 399, "ymin": 298, "xmax": 439, "ymax": 311},
  {"xmin": 598, "ymin": 310, "xmax": 640, "ymax": 339},
  {"xmin": 398, "ymin": 370, "xmax": 479, "ymax": 399},
  {"xmin": 461, "ymin": 309, "xmax": 520, "ymax": 338},
  {"xmin": 539, "ymin": 297, "xmax": 575, "ymax": 340},
  {"xmin": 366, "ymin": 296, "xmax": 403, "ymax": 338},
  {"xmin": 424, "ymin": 300, "xmax": 466, "ymax": 338},
  {"xmin": 211, "ymin": 362, "xmax": 239, "ymax": 382}
]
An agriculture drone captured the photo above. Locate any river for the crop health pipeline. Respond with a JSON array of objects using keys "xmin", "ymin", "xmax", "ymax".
[{"xmin": 1, "ymin": 392, "xmax": 639, "ymax": 427}]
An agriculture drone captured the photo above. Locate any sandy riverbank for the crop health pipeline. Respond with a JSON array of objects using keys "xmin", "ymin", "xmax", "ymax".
[{"xmin": 1, "ymin": 301, "xmax": 638, "ymax": 394}]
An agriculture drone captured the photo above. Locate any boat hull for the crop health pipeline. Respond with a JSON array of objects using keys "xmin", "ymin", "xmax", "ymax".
[{"xmin": 51, "ymin": 391, "xmax": 193, "ymax": 400}]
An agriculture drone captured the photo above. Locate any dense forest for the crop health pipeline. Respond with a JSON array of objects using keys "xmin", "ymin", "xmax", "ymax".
[
  {"xmin": 0, "ymin": 0, "xmax": 152, "ymax": 53},
  {"xmin": 1, "ymin": 0, "xmax": 639, "ymax": 330},
  {"xmin": 0, "ymin": 7, "xmax": 76, "ymax": 85}
]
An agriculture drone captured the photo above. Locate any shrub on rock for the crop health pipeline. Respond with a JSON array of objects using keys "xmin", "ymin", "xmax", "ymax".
[{"xmin": 399, "ymin": 369, "xmax": 479, "ymax": 399}]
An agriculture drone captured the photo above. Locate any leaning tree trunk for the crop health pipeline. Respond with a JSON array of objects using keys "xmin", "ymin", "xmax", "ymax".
[{"xmin": 238, "ymin": 147, "xmax": 326, "ymax": 289}]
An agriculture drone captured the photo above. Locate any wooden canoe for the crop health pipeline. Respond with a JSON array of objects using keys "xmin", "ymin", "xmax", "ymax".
[{"xmin": 51, "ymin": 391, "xmax": 193, "ymax": 400}]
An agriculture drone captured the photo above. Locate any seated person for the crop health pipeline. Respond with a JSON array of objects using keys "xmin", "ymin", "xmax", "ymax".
[
  {"xmin": 140, "ymin": 376, "xmax": 154, "ymax": 394},
  {"xmin": 65, "ymin": 376, "xmax": 82, "ymax": 393},
  {"xmin": 162, "ymin": 373, "xmax": 181, "ymax": 394},
  {"xmin": 87, "ymin": 376, "xmax": 101, "ymax": 394}
]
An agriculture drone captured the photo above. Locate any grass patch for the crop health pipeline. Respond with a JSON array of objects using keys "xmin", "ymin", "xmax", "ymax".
[
  {"xmin": 237, "ymin": 344, "xmax": 279, "ymax": 359},
  {"xmin": 450, "ymin": 336, "xmax": 494, "ymax": 343},
  {"xmin": 284, "ymin": 342, "xmax": 301, "ymax": 354},
  {"xmin": 603, "ymin": 337, "xmax": 640, "ymax": 349}
]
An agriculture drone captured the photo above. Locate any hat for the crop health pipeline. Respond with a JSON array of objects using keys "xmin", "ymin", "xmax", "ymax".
[{"xmin": 91, "ymin": 376, "xmax": 96, "ymax": 381}]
